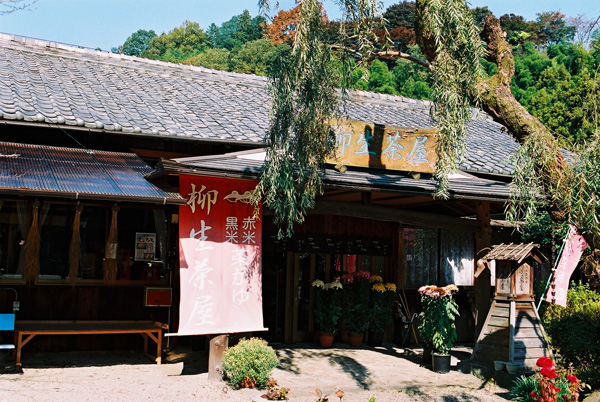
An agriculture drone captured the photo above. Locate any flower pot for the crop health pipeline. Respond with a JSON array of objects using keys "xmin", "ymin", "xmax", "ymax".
[
  {"xmin": 319, "ymin": 333, "xmax": 335, "ymax": 348},
  {"xmin": 348, "ymin": 332, "xmax": 364, "ymax": 347},
  {"xmin": 422, "ymin": 345, "xmax": 433, "ymax": 365},
  {"xmin": 506, "ymin": 362, "xmax": 522, "ymax": 375},
  {"xmin": 493, "ymin": 360, "xmax": 506, "ymax": 372},
  {"xmin": 431, "ymin": 352, "xmax": 451, "ymax": 373},
  {"xmin": 367, "ymin": 330, "xmax": 384, "ymax": 347}
]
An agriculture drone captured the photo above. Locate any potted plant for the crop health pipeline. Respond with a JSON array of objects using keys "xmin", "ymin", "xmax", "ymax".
[
  {"xmin": 417, "ymin": 284, "xmax": 459, "ymax": 373},
  {"xmin": 367, "ymin": 276, "xmax": 397, "ymax": 346},
  {"xmin": 312, "ymin": 279, "xmax": 343, "ymax": 347},
  {"xmin": 341, "ymin": 270, "xmax": 371, "ymax": 346}
]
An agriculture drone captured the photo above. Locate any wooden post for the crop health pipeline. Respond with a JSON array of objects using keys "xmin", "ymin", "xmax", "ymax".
[
  {"xmin": 474, "ymin": 201, "xmax": 492, "ymax": 338},
  {"xmin": 208, "ymin": 334, "xmax": 228, "ymax": 382}
]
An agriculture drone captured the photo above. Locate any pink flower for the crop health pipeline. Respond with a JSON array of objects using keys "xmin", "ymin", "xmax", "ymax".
[
  {"xmin": 536, "ymin": 357, "xmax": 554, "ymax": 368},
  {"xmin": 540, "ymin": 366, "xmax": 557, "ymax": 379}
]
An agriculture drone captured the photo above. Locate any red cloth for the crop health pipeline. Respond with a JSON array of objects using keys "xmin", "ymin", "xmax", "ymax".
[{"xmin": 177, "ymin": 175, "xmax": 265, "ymax": 335}]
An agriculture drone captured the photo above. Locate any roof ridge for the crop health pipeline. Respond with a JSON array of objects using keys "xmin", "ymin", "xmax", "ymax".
[
  {"xmin": 0, "ymin": 32, "xmax": 269, "ymax": 86},
  {"xmin": 0, "ymin": 32, "xmax": 458, "ymax": 110}
]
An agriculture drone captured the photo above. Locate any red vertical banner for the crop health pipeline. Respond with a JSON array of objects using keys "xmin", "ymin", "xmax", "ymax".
[
  {"xmin": 545, "ymin": 225, "xmax": 588, "ymax": 307},
  {"xmin": 176, "ymin": 174, "xmax": 266, "ymax": 335}
]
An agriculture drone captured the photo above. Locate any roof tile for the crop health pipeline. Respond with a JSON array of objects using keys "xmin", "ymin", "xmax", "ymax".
[{"xmin": 0, "ymin": 33, "xmax": 518, "ymax": 175}]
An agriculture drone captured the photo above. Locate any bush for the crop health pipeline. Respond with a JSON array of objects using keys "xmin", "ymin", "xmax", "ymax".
[
  {"xmin": 222, "ymin": 338, "xmax": 279, "ymax": 388},
  {"xmin": 541, "ymin": 282, "xmax": 600, "ymax": 389},
  {"xmin": 511, "ymin": 375, "xmax": 539, "ymax": 402},
  {"xmin": 510, "ymin": 358, "xmax": 581, "ymax": 402}
]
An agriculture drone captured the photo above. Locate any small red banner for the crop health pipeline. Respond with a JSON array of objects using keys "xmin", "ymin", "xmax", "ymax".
[{"xmin": 176, "ymin": 175, "xmax": 265, "ymax": 335}]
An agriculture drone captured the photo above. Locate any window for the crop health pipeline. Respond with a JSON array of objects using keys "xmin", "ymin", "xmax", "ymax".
[
  {"xmin": 39, "ymin": 203, "xmax": 72, "ymax": 278},
  {"xmin": 0, "ymin": 201, "xmax": 26, "ymax": 279},
  {"xmin": 403, "ymin": 227, "xmax": 474, "ymax": 287}
]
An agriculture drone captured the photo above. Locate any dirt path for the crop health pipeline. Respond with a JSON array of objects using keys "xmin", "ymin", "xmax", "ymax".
[{"xmin": 0, "ymin": 344, "xmax": 511, "ymax": 401}]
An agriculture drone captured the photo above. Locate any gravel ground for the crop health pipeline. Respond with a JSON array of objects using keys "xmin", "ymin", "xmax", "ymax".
[{"xmin": 0, "ymin": 344, "xmax": 512, "ymax": 402}]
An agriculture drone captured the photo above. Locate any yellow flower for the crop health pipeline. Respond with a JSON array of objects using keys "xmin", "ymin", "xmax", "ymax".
[
  {"xmin": 385, "ymin": 283, "xmax": 397, "ymax": 292},
  {"xmin": 312, "ymin": 279, "xmax": 325, "ymax": 288},
  {"xmin": 372, "ymin": 283, "xmax": 386, "ymax": 293},
  {"xmin": 370, "ymin": 275, "xmax": 383, "ymax": 283}
]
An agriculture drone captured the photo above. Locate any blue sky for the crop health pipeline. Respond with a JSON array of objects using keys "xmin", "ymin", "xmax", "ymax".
[{"xmin": 0, "ymin": 0, "xmax": 598, "ymax": 51}]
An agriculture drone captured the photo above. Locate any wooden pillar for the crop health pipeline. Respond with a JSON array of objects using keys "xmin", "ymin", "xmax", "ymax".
[
  {"xmin": 474, "ymin": 201, "xmax": 492, "ymax": 337},
  {"xmin": 208, "ymin": 334, "xmax": 229, "ymax": 382}
]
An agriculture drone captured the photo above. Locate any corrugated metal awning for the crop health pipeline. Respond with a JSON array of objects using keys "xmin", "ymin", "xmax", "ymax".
[{"xmin": 0, "ymin": 142, "xmax": 184, "ymax": 204}]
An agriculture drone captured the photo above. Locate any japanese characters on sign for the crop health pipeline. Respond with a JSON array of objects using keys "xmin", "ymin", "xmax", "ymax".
[
  {"xmin": 325, "ymin": 119, "xmax": 438, "ymax": 173},
  {"xmin": 177, "ymin": 175, "xmax": 265, "ymax": 336},
  {"xmin": 515, "ymin": 265, "xmax": 531, "ymax": 295}
]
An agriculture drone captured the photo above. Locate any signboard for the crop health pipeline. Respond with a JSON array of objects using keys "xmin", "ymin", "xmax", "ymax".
[
  {"xmin": 326, "ymin": 119, "xmax": 438, "ymax": 173},
  {"xmin": 135, "ymin": 232, "xmax": 156, "ymax": 261},
  {"xmin": 175, "ymin": 175, "xmax": 266, "ymax": 336},
  {"xmin": 495, "ymin": 260, "xmax": 512, "ymax": 295},
  {"xmin": 145, "ymin": 287, "xmax": 172, "ymax": 307},
  {"xmin": 515, "ymin": 264, "xmax": 531, "ymax": 295}
]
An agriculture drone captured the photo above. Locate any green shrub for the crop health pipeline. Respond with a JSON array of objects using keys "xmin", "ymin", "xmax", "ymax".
[
  {"xmin": 541, "ymin": 282, "xmax": 600, "ymax": 389},
  {"xmin": 511, "ymin": 375, "xmax": 538, "ymax": 402},
  {"xmin": 510, "ymin": 373, "xmax": 575, "ymax": 402},
  {"xmin": 222, "ymin": 338, "xmax": 279, "ymax": 388}
]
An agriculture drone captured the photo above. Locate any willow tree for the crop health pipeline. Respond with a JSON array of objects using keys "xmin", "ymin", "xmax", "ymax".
[{"xmin": 257, "ymin": 0, "xmax": 600, "ymax": 283}]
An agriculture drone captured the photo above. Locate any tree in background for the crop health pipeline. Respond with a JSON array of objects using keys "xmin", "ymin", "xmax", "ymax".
[
  {"xmin": 111, "ymin": 29, "xmax": 157, "ymax": 56},
  {"xmin": 142, "ymin": 21, "xmax": 209, "ymax": 62},
  {"xmin": 207, "ymin": 10, "xmax": 265, "ymax": 50},
  {"xmin": 262, "ymin": 4, "xmax": 303, "ymax": 45},
  {"xmin": 183, "ymin": 47, "xmax": 231, "ymax": 70},
  {"xmin": 534, "ymin": 11, "xmax": 577, "ymax": 47},
  {"xmin": 0, "ymin": 0, "xmax": 36, "ymax": 14},
  {"xmin": 367, "ymin": 59, "xmax": 396, "ymax": 94},
  {"xmin": 567, "ymin": 14, "xmax": 600, "ymax": 49},
  {"xmin": 228, "ymin": 39, "xmax": 283, "ymax": 75}
]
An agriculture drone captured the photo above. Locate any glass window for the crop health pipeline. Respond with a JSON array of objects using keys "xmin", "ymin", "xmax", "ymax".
[
  {"xmin": 39, "ymin": 203, "xmax": 72, "ymax": 278},
  {"xmin": 0, "ymin": 201, "xmax": 26, "ymax": 279},
  {"xmin": 404, "ymin": 228, "xmax": 439, "ymax": 287},
  {"xmin": 79, "ymin": 206, "xmax": 108, "ymax": 280},
  {"xmin": 440, "ymin": 229, "xmax": 474, "ymax": 286},
  {"xmin": 403, "ymin": 227, "xmax": 474, "ymax": 287}
]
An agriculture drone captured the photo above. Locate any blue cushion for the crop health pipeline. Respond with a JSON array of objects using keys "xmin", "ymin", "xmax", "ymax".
[{"xmin": 0, "ymin": 314, "xmax": 15, "ymax": 331}]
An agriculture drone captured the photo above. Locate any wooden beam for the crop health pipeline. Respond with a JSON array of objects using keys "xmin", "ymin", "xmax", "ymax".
[
  {"xmin": 307, "ymin": 201, "xmax": 480, "ymax": 232},
  {"xmin": 474, "ymin": 201, "xmax": 493, "ymax": 338},
  {"xmin": 208, "ymin": 335, "xmax": 228, "ymax": 382}
]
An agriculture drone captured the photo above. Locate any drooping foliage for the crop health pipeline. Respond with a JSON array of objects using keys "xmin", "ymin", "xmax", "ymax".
[
  {"xmin": 257, "ymin": 0, "xmax": 341, "ymax": 237},
  {"xmin": 415, "ymin": 0, "xmax": 485, "ymax": 198}
]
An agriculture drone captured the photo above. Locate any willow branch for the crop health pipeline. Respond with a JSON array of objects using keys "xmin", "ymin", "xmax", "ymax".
[{"xmin": 375, "ymin": 50, "xmax": 432, "ymax": 70}]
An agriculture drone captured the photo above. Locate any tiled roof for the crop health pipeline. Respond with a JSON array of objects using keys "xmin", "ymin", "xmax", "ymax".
[
  {"xmin": 0, "ymin": 33, "xmax": 517, "ymax": 176},
  {"xmin": 0, "ymin": 141, "xmax": 184, "ymax": 204},
  {"xmin": 481, "ymin": 243, "xmax": 548, "ymax": 263}
]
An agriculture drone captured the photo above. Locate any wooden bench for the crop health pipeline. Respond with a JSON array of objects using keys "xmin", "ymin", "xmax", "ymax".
[{"xmin": 13, "ymin": 320, "xmax": 168, "ymax": 367}]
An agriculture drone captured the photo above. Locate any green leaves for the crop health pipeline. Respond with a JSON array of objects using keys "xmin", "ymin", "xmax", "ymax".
[
  {"xmin": 418, "ymin": 0, "xmax": 485, "ymax": 199},
  {"xmin": 258, "ymin": 0, "xmax": 342, "ymax": 237}
]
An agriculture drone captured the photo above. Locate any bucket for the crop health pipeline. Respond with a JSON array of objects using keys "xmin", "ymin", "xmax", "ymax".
[{"xmin": 432, "ymin": 353, "xmax": 451, "ymax": 373}]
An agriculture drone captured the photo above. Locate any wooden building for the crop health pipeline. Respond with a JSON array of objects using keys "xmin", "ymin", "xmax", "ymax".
[{"xmin": 0, "ymin": 33, "xmax": 522, "ymax": 353}]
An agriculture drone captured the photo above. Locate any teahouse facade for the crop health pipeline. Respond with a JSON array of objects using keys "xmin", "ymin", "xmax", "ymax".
[{"xmin": 1, "ymin": 33, "xmax": 522, "ymax": 353}]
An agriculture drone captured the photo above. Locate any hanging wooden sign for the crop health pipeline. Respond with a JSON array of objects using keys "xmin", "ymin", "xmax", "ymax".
[{"xmin": 326, "ymin": 119, "xmax": 438, "ymax": 173}]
